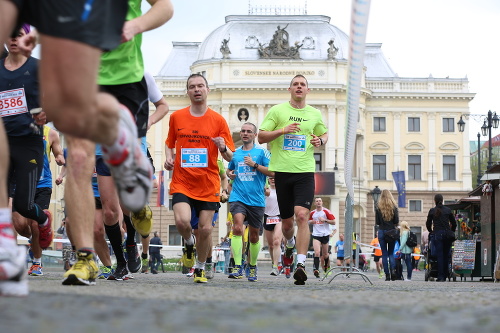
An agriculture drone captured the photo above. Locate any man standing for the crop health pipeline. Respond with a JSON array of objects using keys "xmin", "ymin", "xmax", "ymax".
[
  {"xmin": 149, "ymin": 231, "xmax": 162, "ymax": 274},
  {"xmin": 308, "ymin": 197, "xmax": 336, "ymax": 278},
  {"xmin": 227, "ymin": 123, "xmax": 273, "ymax": 282},
  {"xmin": 164, "ymin": 74, "xmax": 234, "ymax": 283},
  {"xmin": 258, "ymin": 75, "xmax": 328, "ymax": 285}
]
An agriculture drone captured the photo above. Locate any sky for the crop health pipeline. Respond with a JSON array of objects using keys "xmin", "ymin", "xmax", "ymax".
[{"xmin": 142, "ymin": 0, "xmax": 500, "ymax": 140}]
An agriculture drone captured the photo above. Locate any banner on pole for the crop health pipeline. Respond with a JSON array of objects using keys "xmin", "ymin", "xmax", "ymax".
[{"xmin": 392, "ymin": 170, "xmax": 406, "ymax": 208}]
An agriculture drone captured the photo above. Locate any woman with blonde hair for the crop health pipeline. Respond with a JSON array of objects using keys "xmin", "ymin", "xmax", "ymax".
[
  {"xmin": 397, "ymin": 221, "xmax": 413, "ymax": 281},
  {"xmin": 375, "ymin": 189, "xmax": 399, "ymax": 281}
]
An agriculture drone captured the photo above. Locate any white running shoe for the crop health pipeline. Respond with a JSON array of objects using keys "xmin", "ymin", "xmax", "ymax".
[
  {"xmin": 0, "ymin": 245, "xmax": 28, "ymax": 297},
  {"xmin": 104, "ymin": 106, "xmax": 153, "ymax": 213}
]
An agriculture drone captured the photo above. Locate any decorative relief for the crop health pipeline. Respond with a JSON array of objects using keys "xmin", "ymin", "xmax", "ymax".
[
  {"xmin": 258, "ymin": 24, "xmax": 303, "ymax": 59},
  {"xmin": 439, "ymin": 142, "xmax": 460, "ymax": 150},
  {"xmin": 369, "ymin": 142, "xmax": 390, "ymax": 150},
  {"xmin": 405, "ymin": 142, "xmax": 425, "ymax": 150},
  {"xmin": 245, "ymin": 35, "xmax": 260, "ymax": 49}
]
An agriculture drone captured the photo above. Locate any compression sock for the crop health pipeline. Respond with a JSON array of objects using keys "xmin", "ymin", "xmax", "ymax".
[
  {"xmin": 313, "ymin": 256, "xmax": 320, "ymax": 270},
  {"xmin": 123, "ymin": 215, "xmax": 136, "ymax": 247},
  {"xmin": 105, "ymin": 222, "xmax": 126, "ymax": 263},
  {"xmin": 249, "ymin": 241, "xmax": 260, "ymax": 266},
  {"xmin": 231, "ymin": 235, "xmax": 243, "ymax": 266}
]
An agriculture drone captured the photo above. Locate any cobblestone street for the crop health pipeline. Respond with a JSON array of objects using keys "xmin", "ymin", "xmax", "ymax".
[{"xmin": 1, "ymin": 265, "xmax": 499, "ymax": 333}]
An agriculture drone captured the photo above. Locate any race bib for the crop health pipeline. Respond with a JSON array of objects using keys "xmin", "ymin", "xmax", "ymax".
[
  {"xmin": 0, "ymin": 88, "xmax": 28, "ymax": 117},
  {"xmin": 282, "ymin": 134, "xmax": 306, "ymax": 151},
  {"xmin": 266, "ymin": 216, "xmax": 280, "ymax": 225},
  {"xmin": 237, "ymin": 161, "xmax": 256, "ymax": 178},
  {"xmin": 181, "ymin": 148, "xmax": 208, "ymax": 167}
]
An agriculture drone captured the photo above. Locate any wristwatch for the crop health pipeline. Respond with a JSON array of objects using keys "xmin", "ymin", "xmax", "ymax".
[{"xmin": 253, "ymin": 163, "xmax": 259, "ymax": 169}]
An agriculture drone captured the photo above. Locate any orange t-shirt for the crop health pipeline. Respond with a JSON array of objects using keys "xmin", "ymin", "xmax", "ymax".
[
  {"xmin": 165, "ymin": 107, "xmax": 235, "ymax": 202},
  {"xmin": 371, "ymin": 237, "xmax": 382, "ymax": 257}
]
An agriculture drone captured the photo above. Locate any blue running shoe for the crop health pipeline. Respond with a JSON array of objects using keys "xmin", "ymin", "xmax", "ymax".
[
  {"xmin": 98, "ymin": 266, "xmax": 114, "ymax": 279},
  {"xmin": 228, "ymin": 265, "xmax": 243, "ymax": 279},
  {"xmin": 30, "ymin": 263, "xmax": 43, "ymax": 276},
  {"xmin": 248, "ymin": 265, "xmax": 258, "ymax": 282}
]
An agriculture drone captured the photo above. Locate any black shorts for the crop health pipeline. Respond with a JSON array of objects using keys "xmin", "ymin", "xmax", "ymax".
[
  {"xmin": 34, "ymin": 187, "xmax": 51, "ymax": 210},
  {"xmin": 95, "ymin": 197, "xmax": 102, "ymax": 210},
  {"xmin": 312, "ymin": 235, "xmax": 330, "ymax": 245},
  {"xmin": 337, "ymin": 256, "xmax": 344, "ymax": 261},
  {"xmin": 229, "ymin": 201, "xmax": 264, "ymax": 230},
  {"xmin": 263, "ymin": 214, "xmax": 281, "ymax": 231},
  {"xmin": 95, "ymin": 156, "xmax": 111, "ymax": 176},
  {"xmin": 274, "ymin": 172, "xmax": 315, "ymax": 219},
  {"xmin": 172, "ymin": 193, "xmax": 219, "ymax": 217},
  {"xmin": 373, "ymin": 255, "xmax": 381, "ymax": 262},
  {"xmin": 99, "ymin": 77, "xmax": 149, "ymax": 138},
  {"xmin": 12, "ymin": 0, "xmax": 127, "ymax": 51}
]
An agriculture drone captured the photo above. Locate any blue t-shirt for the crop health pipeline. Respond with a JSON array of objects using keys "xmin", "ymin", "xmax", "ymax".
[
  {"xmin": 335, "ymin": 240, "xmax": 345, "ymax": 257},
  {"xmin": 228, "ymin": 144, "xmax": 270, "ymax": 207},
  {"xmin": 37, "ymin": 127, "xmax": 52, "ymax": 188}
]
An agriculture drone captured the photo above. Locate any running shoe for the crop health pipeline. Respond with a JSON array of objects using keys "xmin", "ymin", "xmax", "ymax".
[
  {"xmin": 379, "ymin": 271, "xmax": 384, "ymax": 279},
  {"xmin": 283, "ymin": 245, "xmax": 294, "ymax": 267},
  {"xmin": 141, "ymin": 257, "xmax": 149, "ymax": 273},
  {"xmin": 68, "ymin": 250, "xmax": 77, "ymax": 268},
  {"xmin": 293, "ymin": 263, "xmax": 308, "ymax": 285},
  {"xmin": 98, "ymin": 266, "xmax": 114, "ymax": 279},
  {"xmin": 38, "ymin": 210, "xmax": 53, "ymax": 249},
  {"xmin": 278, "ymin": 265, "xmax": 283, "ymax": 274},
  {"xmin": 131, "ymin": 205, "xmax": 153, "ymax": 237},
  {"xmin": 284, "ymin": 266, "xmax": 291, "ymax": 279},
  {"xmin": 182, "ymin": 244, "xmax": 195, "ymax": 269},
  {"xmin": 270, "ymin": 266, "xmax": 279, "ymax": 276},
  {"xmin": 126, "ymin": 245, "xmax": 142, "ymax": 273},
  {"xmin": 103, "ymin": 106, "xmax": 153, "ymax": 213},
  {"xmin": 313, "ymin": 269, "xmax": 320, "ymax": 278},
  {"xmin": 205, "ymin": 263, "xmax": 214, "ymax": 279},
  {"xmin": 228, "ymin": 265, "xmax": 243, "ymax": 279},
  {"xmin": 108, "ymin": 262, "xmax": 129, "ymax": 281},
  {"xmin": 193, "ymin": 268, "xmax": 207, "ymax": 283},
  {"xmin": 186, "ymin": 267, "xmax": 195, "ymax": 277},
  {"xmin": 0, "ymin": 245, "xmax": 29, "ymax": 297},
  {"xmin": 29, "ymin": 263, "xmax": 43, "ymax": 276},
  {"xmin": 62, "ymin": 251, "xmax": 98, "ymax": 286},
  {"xmin": 248, "ymin": 265, "xmax": 258, "ymax": 282}
]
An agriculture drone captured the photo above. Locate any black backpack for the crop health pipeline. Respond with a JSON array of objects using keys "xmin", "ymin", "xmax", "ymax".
[{"xmin": 406, "ymin": 231, "xmax": 418, "ymax": 248}]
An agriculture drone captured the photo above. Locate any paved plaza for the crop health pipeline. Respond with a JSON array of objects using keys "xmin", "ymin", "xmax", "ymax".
[{"xmin": 1, "ymin": 264, "xmax": 499, "ymax": 333}]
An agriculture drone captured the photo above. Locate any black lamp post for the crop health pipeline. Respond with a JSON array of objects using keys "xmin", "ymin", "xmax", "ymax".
[
  {"xmin": 458, "ymin": 110, "xmax": 499, "ymax": 177},
  {"xmin": 480, "ymin": 110, "xmax": 499, "ymax": 169},
  {"xmin": 371, "ymin": 185, "xmax": 381, "ymax": 207},
  {"xmin": 477, "ymin": 132, "xmax": 482, "ymax": 186}
]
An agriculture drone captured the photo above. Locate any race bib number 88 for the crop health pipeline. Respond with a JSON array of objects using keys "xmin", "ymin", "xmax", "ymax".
[{"xmin": 181, "ymin": 148, "xmax": 208, "ymax": 167}]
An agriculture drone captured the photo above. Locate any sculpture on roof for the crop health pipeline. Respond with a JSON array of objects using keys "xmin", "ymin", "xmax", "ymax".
[
  {"xmin": 220, "ymin": 37, "xmax": 231, "ymax": 59},
  {"xmin": 327, "ymin": 38, "xmax": 338, "ymax": 60},
  {"xmin": 258, "ymin": 24, "xmax": 302, "ymax": 59}
]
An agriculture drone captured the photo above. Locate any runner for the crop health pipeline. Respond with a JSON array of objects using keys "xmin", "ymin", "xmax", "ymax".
[
  {"xmin": 263, "ymin": 177, "xmax": 283, "ymax": 276},
  {"xmin": 308, "ymin": 197, "xmax": 336, "ymax": 278},
  {"xmin": 227, "ymin": 122, "xmax": 272, "ymax": 282},
  {"xmin": 164, "ymin": 74, "xmax": 234, "ymax": 283},
  {"xmin": 258, "ymin": 75, "xmax": 328, "ymax": 285}
]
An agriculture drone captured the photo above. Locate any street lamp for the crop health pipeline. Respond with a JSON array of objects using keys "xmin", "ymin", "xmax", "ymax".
[
  {"xmin": 371, "ymin": 185, "xmax": 381, "ymax": 207},
  {"xmin": 477, "ymin": 132, "xmax": 482, "ymax": 186},
  {"xmin": 458, "ymin": 110, "xmax": 499, "ymax": 173}
]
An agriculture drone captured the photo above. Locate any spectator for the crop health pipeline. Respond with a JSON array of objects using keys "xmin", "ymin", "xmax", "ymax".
[{"xmin": 149, "ymin": 232, "xmax": 162, "ymax": 274}]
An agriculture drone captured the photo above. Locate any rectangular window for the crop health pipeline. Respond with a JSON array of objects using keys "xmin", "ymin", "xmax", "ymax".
[
  {"xmin": 408, "ymin": 117, "xmax": 420, "ymax": 132},
  {"xmin": 443, "ymin": 155, "xmax": 456, "ymax": 180},
  {"xmin": 443, "ymin": 118, "xmax": 455, "ymax": 132},
  {"xmin": 373, "ymin": 155, "xmax": 386, "ymax": 180},
  {"xmin": 409, "ymin": 200, "xmax": 422, "ymax": 212},
  {"xmin": 314, "ymin": 153, "xmax": 322, "ymax": 172},
  {"xmin": 374, "ymin": 117, "xmax": 386, "ymax": 132},
  {"xmin": 168, "ymin": 225, "xmax": 182, "ymax": 245},
  {"xmin": 408, "ymin": 155, "xmax": 421, "ymax": 180}
]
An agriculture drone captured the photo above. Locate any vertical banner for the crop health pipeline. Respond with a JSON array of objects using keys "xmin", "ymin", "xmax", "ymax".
[
  {"xmin": 156, "ymin": 170, "xmax": 165, "ymax": 207},
  {"xmin": 392, "ymin": 170, "xmax": 406, "ymax": 208}
]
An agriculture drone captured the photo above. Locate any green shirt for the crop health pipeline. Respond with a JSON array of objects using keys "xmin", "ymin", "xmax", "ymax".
[
  {"xmin": 259, "ymin": 102, "xmax": 327, "ymax": 173},
  {"xmin": 98, "ymin": 0, "xmax": 143, "ymax": 85}
]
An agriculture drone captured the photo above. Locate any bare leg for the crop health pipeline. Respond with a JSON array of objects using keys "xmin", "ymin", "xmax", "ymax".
[
  {"xmin": 294, "ymin": 206, "xmax": 310, "ymax": 256},
  {"xmin": 173, "ymin": 203, "xmax": 193, "ymax": 241},
  {"xmin": 38, "ymin": 36, "xmax": 119, "ymax": 146},
  {"xmin": 64, "ymin": 137, "xmax": 95, "ymax": 250},
  {"xmin": 196, "ymin": 210, "xmax": 215, "ymax": 264},
  {"xmin": 93, "ymin": 208, "xmax": 111, "ymax": 267}
]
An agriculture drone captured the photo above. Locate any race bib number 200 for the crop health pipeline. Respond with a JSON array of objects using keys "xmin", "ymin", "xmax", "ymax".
[
  {"xmin": 282, "ymin": 134, "xmax": 306, "ymax": 151},
  {"xmin": 0, "ymin": 88, "xmax": 28, "ymax": 118}
]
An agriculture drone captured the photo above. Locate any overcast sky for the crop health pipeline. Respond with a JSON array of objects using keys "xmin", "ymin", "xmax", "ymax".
[{"xmin": 142, "ymin": 0, "xmax": 499, "ymax": 140}]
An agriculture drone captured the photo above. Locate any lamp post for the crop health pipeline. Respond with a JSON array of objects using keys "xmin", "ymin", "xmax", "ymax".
[
  {"xmin": 371, "ymin": 185, "xmax": 381, "ymax": 207},
  {"xmin": 481, "ymin": 110, "xmax": 499, "ymax": 169},
  {"xmin": 477, "ymin": 132, "xmax": 482, "ymax": 186},
  {"xmin": 457, "ymin": 110, "xmax": 499, "ymax": 177}
]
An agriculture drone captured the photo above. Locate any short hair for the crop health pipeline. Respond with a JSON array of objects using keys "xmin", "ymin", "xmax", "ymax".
[
  {"xmin": 186, "ymin": 73, "xmax": 208, "ymax": 90},
  {"xmin": 242, "ymin": 122, "xmax": 257, "ymax": 133},
  {"xmin": 290, "ymin": 74, "xmax": 308, "ymax": 87}
]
